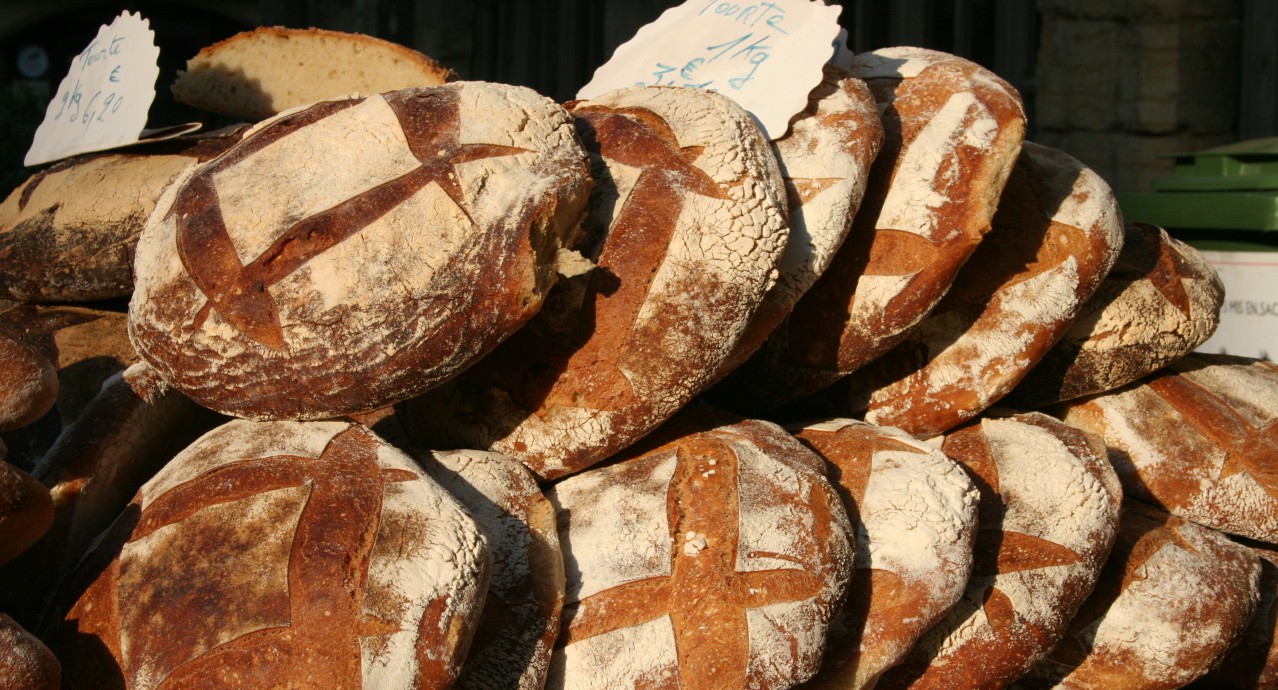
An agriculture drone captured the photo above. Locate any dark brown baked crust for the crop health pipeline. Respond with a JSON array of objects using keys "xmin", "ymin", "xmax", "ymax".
[
  {"xmin": 54, "ymin": 419, "xmax": 490, "ymax": 689},
  {"xmin": 0, "ymin": 129, "xmax": 245, "ymax": 303}
]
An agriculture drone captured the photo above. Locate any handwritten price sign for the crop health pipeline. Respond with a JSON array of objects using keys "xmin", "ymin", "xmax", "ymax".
[
  {"xmin": 577, "ymin": 0, "xmax": 843, "ymax": 139},
  {"xmin": 25, "ymin": 11, "xmax": 161, "ymax": 166}
]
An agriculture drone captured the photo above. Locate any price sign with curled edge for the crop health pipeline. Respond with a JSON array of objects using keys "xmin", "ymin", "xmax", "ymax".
[
  {"xmin": 24, "ymin": 11, "xmax": 200, "ymax": 167},
  {"xmin": 577, "ymin": 0, "xmax": 843, "ymax": 140}
]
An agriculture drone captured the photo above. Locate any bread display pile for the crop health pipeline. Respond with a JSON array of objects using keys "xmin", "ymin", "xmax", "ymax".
[{"xmin": 2, "ymin": 27, "xmax": 1275, "ymax": 690}]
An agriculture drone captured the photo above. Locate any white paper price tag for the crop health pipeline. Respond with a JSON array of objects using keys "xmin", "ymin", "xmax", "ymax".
[
  {"xmin": 577, "ymin": 0, "xmax": 843, "ymax": 140},
  {"xmin": 25, "ymin": 11, "xmax": 174, "ymax": 166}
]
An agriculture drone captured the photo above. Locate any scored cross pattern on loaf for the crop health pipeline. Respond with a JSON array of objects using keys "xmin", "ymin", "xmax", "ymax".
[
  {"xmin": 115, "ymin": 426, "xmax": 424, "ymax": 688},
  {"xmin": 550, "ymin": 419, "xmax": 851, "ymax": 688},
  {"xmin": 1143, "ymin": 367, "xmax": 1278, "ymax": 502},
  {"xmin": 562, "ymin": 438, "xmax": 832, "ymax": 686},
  {"xmin": 174, "ymin": 89, "xmax": 528, "ymax": 351},
  {"xmin": 546, "ymin": 105, "xmax": 730, "ymax": 399}
]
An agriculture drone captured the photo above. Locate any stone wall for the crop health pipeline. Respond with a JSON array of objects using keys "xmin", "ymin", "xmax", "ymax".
[{"xmin": 1035, "ymin": 0, "xmax": 1242, "ymax": 195}]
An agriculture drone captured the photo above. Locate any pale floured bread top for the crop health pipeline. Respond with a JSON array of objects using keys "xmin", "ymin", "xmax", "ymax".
[
  {"xmin": 402, "ymin": 85, "xmax": 789, "ymax": 480},
  {"xmin": 702, "ymin": 66, "xmax": 883, "ymax": 407},
  {"xmin": 129, "ymin": 81, "xmax": 591, "ymax": 421},
  {"xmin": 413, "ymin": 448, "xmax": 564, "ymax": 690},
  {"xmin": 111, "ymin": 419, "xmax": 489, "ymax": 689},
  {"xmin": 171, "ymin": 27, "xmax": 455, "ymax": 119},
  {"xmin": 1004, "ymin": 221, "xmax": 1225, "ymax": 409},
  {"xmin": 750, "ymin": 68, "xmax": 882, "ymax": 342},
  {"xmin": 882, "ymin": 413, "xmax": 1120, "ymax": 690},
  {"xmin": 848, "ymin": 141, "xmax": 1123, "ymax": 438},
  {"xmin": 1026, "ymin": 501, "xmax": 1261, "ymax": 689},
  {"xmin": 1056, "ymin": 353, "xmax": 1278, "ymax": 543},
  {"xmin": 547, "ymin": 419, "xmax": 853, "ymax": 689},
  {"xmin": 768, "ymin": 47, "xmax": 1024, "ymax": 397},
  {"xmin": 792, "ymin": 418, "xmax": 979, "ymax": 690}
]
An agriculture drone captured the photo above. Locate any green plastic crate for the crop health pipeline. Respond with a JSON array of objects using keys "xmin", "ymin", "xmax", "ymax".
[{"xmin": 1117, "ymin": 137, "xmax": 1278, "ymax": 359}]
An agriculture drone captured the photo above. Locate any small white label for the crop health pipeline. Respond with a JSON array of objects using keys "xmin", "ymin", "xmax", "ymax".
[
  {"xmin": 576, "ymin": 0, "xmax": 843, "ymax": 140},
  {"xmin": 1197, "ymin": 250, "xmax": 1278, "ymax": 360},
  {"xmin": 25, "ymin": 11, "xmax": 162, "ymax": 166}
]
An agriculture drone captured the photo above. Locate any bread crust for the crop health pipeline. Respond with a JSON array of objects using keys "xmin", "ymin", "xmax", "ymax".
[
  {"xmin": 399, "ymin": 86, "xmax": 788, "ymax": 480},
  {"xmin": 1055, "ymin": 352, "xmax": 1278, "ymax": 543},
  {"xmin": 878, "ymin": 413, "xmax": 1121, "ymax": 690},
  {"xmin": 1022, "ymin": 500, "xmax": 1260, "ymax": 689},
  {"xmin": 171, "ymin": 27, "xmax": 456, "ymax": 119},
  {"xmin": 547, "ymin": 417, "xmax": 853, "ymax": 688},
  {"xmin": 1005, "ymin": 221, "xmax": 1224, "ymax": 409},
  {"xmin": 840, "ymin": 141, "xmax": 1124, "ymax": 437},
  {"xmin": 767, "ymin": 47, "xmax": 1025, "ymax": 410},
  {"xmin": 791, "ymin": 418, "xmax": 979, "ymax": 690},
  {"xmin": 54, "ymin": 419, "xmax": 490, "ymax": 689},
  {"xmin": 129, "ymin": 82, "xmax": 591, "ymax": 421}
]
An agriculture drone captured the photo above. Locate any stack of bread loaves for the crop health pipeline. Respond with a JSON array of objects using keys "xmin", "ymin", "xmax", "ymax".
[{"xmin": 2, "ymin": 26, "xmax": 1274, "ymax": 690}]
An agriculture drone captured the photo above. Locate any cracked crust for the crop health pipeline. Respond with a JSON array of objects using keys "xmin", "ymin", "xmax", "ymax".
[
  {"xmin": 398, "ymin": 86, "xmax": 789, "ymax": 480},
  {"xmin": 128, "ymin": 82, "xmax": 591, "ymax": 420}
]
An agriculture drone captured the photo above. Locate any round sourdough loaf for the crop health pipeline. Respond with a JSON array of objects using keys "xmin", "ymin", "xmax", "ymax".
[
  {"xmin": 1191, "ymin": 541, "xmax": 1278, "ymax": 689},
  {"xmin": 704, "ymin": 66, "xmax": 883, "ymax": 409},
  {"xmin": 54, "ymin": 419, "xmax": 490, "ymax": 690},
  {"xmin": 752, "ymin": 46, "xmax": 1026, "ymax": 409},
  {"xmin": 0, "ymin": 613, "xmax": 60, "ymax": 690},
  {"xmin": 411, "ymin": 448, "xmax": 565, "ymax": 690},
  {"xmin": 1005, "ymin": 221, "xmax": 1224, "ymax": 409},
  {"xmin": 546, "ymin": 417, "xmax": 853, "ymax": 689},
  {"xmin": 1021, "ymin": 500, "xmax": 1260, "ymax": 689},
  {"xmin": 0, "ymin": 304, "xmax": 140, "ymax": 428},
  {"xmin": 129, "ymin": 81, "xmax": 591, "ymax": 421},
  {"xmin": 171, "ymin": 27, "xmax": 455, "ymax": 119},
  {"xmin": 878, "ymin": 413, "xmax": 1121, "ymax": 690},
  {"xmin": 0, "ymin": 362, "xmax": 220, "ymax": 630},
  {"xmin": 1054, "ymin": 352, "xmax": 1278, "ymax": 544},
  {"xmin": 0, "ymin": 459, "xmax": 52, "ymax": 566},
  {"xmin": 838, "ymin": 141, "xmax": 1124, "ymax": 438},
  {"xmin": 0, "ymin": 332, "xmax": 57, "ymax": 433},
  {"xmin": 399, "ymin": 85, "xmax": 788, "ymax": 480},
  {"xmin": 790, "ymin": 418, "xmax": 979, "ymax": 690},
  {"xmin": 0, "ymin": 127, "xmax": 246, "ymax": 303}
]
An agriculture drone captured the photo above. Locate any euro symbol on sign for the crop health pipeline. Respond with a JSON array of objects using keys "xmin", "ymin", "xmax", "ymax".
[{"xmin": 681, "ymin": 58, "xmax": 705, "ymax": 80}]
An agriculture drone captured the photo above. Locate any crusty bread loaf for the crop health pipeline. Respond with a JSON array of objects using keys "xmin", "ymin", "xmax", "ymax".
[
  {"xmin": 546, "ymin": 416, "xmax": 853, "ymax": 688},
  {"xmin": 1021, "ymin": 500, "xmax": 1260, "ymax": 689},
  {"xmin": 0, "ymin": 127, "xmax": 246, "ymax": 303},
  {"xmin": 171, "ymin": 27, "xmax": 455, "ymax": 119},
  {"xmin": 1005, "ymin": 221, "xmax": 1224, "ymax": 409},
  {"xmin": 1189, "ymin": 541, "xmax": 1278, "ymax": 690},
  {"xmin": 0, "ymin": 613, "xmax": 59, "ymax": 690},
  {"xmin": 0, "ymin": 362, "xmax": 221, "ymax": 630},
  {"xmin": 399, "ymin": 86, "xmax": 789, "ymax": 480},
  {"xmin": 129, "ymin": 81, "xmax": 591, "ymax": 421},
  {"xmin": 0, "ymin": 460, "xmax": 52, "ymax": 566},
  {"xmin": 838, "ymin": 141, "xmax": 1124, "ymax": 438},
  {"xmin": 1054, "ymin": 352, "xmax": 1278, "ymax": 543},
  {"xmin": 0, "ymin": 304, "xmax": 139, "ymax": 427},
  {"xmin": 704, "ymin": 66, "xmax": 883, "ymax": 408},
  {"xmin": 791, "ymin": 418, "xmax": 979, "ymax": 690},
  {"xmin": 412, "ymin": 448, "xmax": 564, "ymax": 690},
  {"xmin": 879, "ymin": 413, "xmax": 1121, "ymax": 690},
  {"xmin": 54, "ymin": 419, "xmax": 490, "ymax": 689},
  {"xmin": 0, "ymin": 331, "xmax": 57, "ymax": 433},
  {"xmin": 749, "ymin": 47, "xmax": 1026, "ymax": 410}
]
